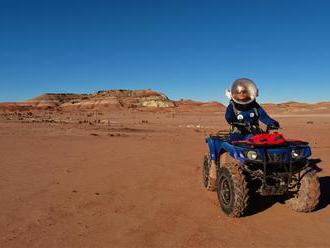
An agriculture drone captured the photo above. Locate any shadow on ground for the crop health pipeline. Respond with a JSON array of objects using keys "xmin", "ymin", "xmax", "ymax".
[
  {"xmin": 245, "ymin": 194, "xmax": 278, "ymax": 216},
  {"xmin": 309, "ymin": 158, "xmax": 330, "ymax": 211},
  {"xmin": 317, "ymin": 176, "xmax": 330, "ymax": 210}
]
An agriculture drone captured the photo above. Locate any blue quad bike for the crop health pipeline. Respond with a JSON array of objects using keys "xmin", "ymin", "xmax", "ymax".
[{"xmin": 203, "ymin": 123, "xmax": 320, "ymax": 217}]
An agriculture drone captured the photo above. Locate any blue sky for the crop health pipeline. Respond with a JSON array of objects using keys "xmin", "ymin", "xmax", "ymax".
[{"xmin": 0, "ymin": 0, "xmax": 329, "ymax": 103}]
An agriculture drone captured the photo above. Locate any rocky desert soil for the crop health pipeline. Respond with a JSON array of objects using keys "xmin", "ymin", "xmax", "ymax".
[{"xmin": 1, "ymin": 91, "xmax": 330, "ymax": 248}]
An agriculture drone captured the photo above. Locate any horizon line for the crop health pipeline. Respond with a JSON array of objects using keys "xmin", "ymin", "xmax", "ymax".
[{"xmin": 0, "ymin": 88, "xmax": 329, "ymax": 106}]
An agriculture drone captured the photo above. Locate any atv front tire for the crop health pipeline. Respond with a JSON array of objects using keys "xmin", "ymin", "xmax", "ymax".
[
  {"xmin": 203, "ymin": 154, "xmax": 217, "ymax": 191},
  {"xmin": 217, "ymin": 163, "xmax": 249, "ymax": 217},
  {"xmin": 285, "ymin": 169, "xmax": 320, "ymax": 212}
]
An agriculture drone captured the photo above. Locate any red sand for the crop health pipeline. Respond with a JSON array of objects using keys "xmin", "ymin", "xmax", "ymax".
[{"xmin": 0, "ymin": 109, "xmax": 330, "ymax": 247}]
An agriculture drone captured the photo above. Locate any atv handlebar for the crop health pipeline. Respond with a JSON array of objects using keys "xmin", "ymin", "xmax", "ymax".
[
  {"xmin": 230, "ymin": 122, "xmax": 248, "ymax": 127},
  {"xmin": 230, "ymin": 122, "xmax": 279, "ymax": 134},
  {"xmin": 230, "ymin": 122, "xmax": 262, "ymax": 135},
  {"xmin": 266, "ymin": 125, "xmax": 280, "ymax": 133}
]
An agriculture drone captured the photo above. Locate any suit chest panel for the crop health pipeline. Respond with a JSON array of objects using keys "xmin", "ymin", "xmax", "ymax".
[{"xmin": 235, "ymin": 108, "xmax": 258, "ymax": 121}]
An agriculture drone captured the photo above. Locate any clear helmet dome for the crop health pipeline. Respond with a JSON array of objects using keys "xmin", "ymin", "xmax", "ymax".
[{"xmin": 229, "ymin": 78, "xmax": 259, "ymax": 105}]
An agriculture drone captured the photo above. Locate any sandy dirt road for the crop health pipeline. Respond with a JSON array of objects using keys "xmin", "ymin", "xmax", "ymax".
[{"xmin": 0, "ymin": 111, "xmax": 330, "ymax": 247}]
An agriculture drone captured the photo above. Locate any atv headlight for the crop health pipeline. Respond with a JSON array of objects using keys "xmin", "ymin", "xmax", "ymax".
[
  {"xmin": 291, "ymin": 149, "xmax": 304, "ymax": 159},
  {"xmin": 247, "ymin": 151, "xmax": 258, "ymax": 160}
]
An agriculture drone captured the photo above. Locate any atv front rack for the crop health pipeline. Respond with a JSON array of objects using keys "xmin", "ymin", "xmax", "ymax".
[{"xmin": 257, "ymin": 149, "xmax": 309, "ymax": 196}]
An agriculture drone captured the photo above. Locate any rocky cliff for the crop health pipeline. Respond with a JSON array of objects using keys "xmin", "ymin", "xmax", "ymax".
[
  {"xmin": 1, "ymin": 89, "xmax": 218, "ymax": 111},
  {"xmin": 1, "ymin": 89, "xmax": 328, "ymax": 114}
]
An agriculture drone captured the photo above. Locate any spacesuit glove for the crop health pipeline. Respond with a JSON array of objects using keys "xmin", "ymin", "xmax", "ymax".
[{"xmin": 268, "ymin": 121, "xmax": 280, "ymax": 129}]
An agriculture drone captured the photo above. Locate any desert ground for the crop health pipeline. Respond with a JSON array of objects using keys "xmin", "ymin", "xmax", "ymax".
[{"xmin": 1, "ymin": 108, "xmax": 330, "ymax": 248}]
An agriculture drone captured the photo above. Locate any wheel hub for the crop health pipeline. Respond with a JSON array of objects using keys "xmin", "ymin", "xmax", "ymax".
[{"xmin": 220, "ymin": 177, "xmax": 231, "ymax": 205}]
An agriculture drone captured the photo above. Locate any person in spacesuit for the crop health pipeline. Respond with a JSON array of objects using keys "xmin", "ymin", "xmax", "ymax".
[
  {"xmin": 225, "ymin": 78, "xmax": 279, "ymax": 140},
  {"xmin": 208, "ymin": 78, "xmax": 279, "ymax": 183}
]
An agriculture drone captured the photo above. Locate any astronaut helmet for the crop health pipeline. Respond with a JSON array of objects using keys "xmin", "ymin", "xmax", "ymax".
[{"xmin": 228, "ymin": 78, "xmax": 259, "ymax": 105}]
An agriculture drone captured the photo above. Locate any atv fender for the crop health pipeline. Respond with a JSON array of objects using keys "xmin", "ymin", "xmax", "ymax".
[{"xmin": 206, "ymin": 137, "xmax": 240, "ymax": 163}]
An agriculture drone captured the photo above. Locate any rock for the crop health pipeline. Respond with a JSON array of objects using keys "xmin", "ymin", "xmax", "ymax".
[{"xmin": 100, "ymin": 119, "xmax": 110, "ymax": 125}]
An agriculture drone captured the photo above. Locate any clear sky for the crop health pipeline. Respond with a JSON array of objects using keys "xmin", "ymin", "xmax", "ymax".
[{"xmin": 1, "ymin": 0, "xmax": 329, "ymax": 104}]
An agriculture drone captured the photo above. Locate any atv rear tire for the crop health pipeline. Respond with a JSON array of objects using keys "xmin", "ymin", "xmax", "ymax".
[
  {"xmin": 217, "ymin": 164, "xmax": 249, "ymax": 217},
  {"xmin": 203, "ymin": 154, "xmax": 217, "ymax": 191},
  {"xmin": 285, "ymin": 169, "xmax": 320, "ymax": 212}
]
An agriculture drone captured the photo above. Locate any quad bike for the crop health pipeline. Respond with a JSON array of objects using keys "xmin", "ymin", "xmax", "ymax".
[{"xmin": 203, "ymin": 122, "xmax": 320, "ymax": 217}]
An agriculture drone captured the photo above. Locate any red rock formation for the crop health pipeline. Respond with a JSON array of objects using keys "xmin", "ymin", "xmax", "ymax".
[{"xmin": 1, "ymin": 89, "xmax": 329, "ymax": 114}]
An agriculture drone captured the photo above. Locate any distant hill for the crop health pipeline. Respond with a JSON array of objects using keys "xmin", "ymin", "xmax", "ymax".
[
  {"xmin": 0, "ymin": 89, "xmax": 225, "ymax": 112},
  {"xmin": 262, "ymin": 101, "xmax": 330, "ymax": 114},
  {"xmin": 0, "ymin": 90, "xmax": 329, "ymax": 114},
  {"xmin": 174, "ymin": 99, "xmax": 225, "ymax": 112}
]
